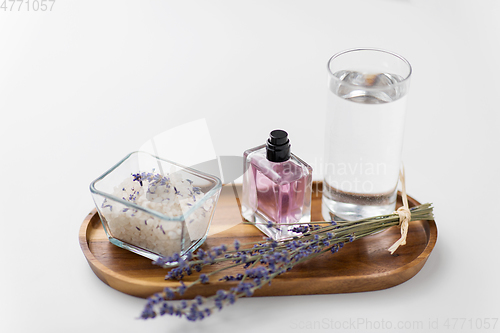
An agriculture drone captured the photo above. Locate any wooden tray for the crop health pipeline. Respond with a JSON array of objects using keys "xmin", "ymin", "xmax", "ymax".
[{"xmin": 79, "ymin": 182, "xmax": 437, "ymax": 299}]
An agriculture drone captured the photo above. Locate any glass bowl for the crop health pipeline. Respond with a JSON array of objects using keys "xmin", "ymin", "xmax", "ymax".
[{"xmin": 89, "ymin": 151, "xmax": 222, "ymax": 262}]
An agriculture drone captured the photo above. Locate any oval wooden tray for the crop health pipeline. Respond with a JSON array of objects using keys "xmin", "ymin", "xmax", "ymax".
[{"xmin": 79, "ymin": 182, "xmax": 437, "ymax": 299}]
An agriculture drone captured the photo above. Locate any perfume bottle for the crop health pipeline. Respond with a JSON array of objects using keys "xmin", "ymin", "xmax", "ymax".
[{"xmin": 242, "ymin": 130, "xmax": 313, "ymax": 240}]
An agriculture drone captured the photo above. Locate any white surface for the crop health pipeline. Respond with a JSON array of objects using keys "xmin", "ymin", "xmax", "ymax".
[{"xmin": 1, "ymin": 1, "xmax": 499, "ymax": 332}]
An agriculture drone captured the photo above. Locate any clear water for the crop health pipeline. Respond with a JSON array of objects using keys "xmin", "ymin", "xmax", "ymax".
[{"xmin": 322, "ymin": 70, "xmax": 408, "ymax": 221}]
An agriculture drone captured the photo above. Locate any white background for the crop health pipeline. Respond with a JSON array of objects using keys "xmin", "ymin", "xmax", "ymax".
[{"xmin": 1, "ymin": 1, "xmax": 499, "ymax": 332}]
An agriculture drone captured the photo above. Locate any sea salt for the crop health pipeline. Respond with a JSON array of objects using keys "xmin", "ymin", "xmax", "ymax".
[{"xmin": 100, "ymin": 171, "xmax": 213, "ymax": 257}]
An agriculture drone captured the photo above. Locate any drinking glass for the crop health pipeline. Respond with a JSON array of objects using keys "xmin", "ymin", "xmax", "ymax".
[{"xmin": 322, "ymin": 48, "xmax": 412, "ymax": 221}]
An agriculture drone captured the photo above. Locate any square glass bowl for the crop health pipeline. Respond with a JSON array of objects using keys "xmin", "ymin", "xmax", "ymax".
[{"xmin": 90, "ymin": 151, "xmax": 222, "ymax": 261}]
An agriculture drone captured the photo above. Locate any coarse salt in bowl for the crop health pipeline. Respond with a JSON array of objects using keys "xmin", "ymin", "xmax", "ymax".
[{"xmin": 89, "ymin": 151, "xmax": 222, "ymax": 261}]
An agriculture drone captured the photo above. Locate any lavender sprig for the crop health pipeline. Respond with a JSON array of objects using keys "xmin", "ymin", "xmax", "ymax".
[{"xmin": 140, "ymin": 203, "xmax": 433, "ymax": 322}]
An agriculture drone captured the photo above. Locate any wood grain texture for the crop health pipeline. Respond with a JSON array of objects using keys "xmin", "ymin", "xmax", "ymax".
[{"xmin": 79, "ymin": 182, "xmax": 437, "ymax": 299}]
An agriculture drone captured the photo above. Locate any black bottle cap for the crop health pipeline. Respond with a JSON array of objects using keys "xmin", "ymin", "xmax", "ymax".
[{"xmin": 266, "ymin": 129, "xmax": 291, "ymax": 162}]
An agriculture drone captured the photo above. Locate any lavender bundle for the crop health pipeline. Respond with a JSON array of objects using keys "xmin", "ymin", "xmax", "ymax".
[{"xmin": 140, "ymin": 203, "xmax": 433, "ymax": 322}]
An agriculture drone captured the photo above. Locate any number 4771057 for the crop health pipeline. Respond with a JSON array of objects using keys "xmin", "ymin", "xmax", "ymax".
[
  {"xmin": 1, "ymin": 0, "xmax": 56, "ymax": 11},
  {"xmin": 443, "ymin": 318, "xmax": 498, "ymax": 330}
]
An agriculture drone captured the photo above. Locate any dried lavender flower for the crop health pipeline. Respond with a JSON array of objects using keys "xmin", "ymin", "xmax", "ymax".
[{"xmin": 140, "ymin": 204, "xmax": 433, "ymax": 322}]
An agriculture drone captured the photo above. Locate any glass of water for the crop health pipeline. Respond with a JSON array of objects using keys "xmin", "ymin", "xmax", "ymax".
[{"xmin": 322, "ymin": 48, "xmax": 412, "ymax": 222}]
